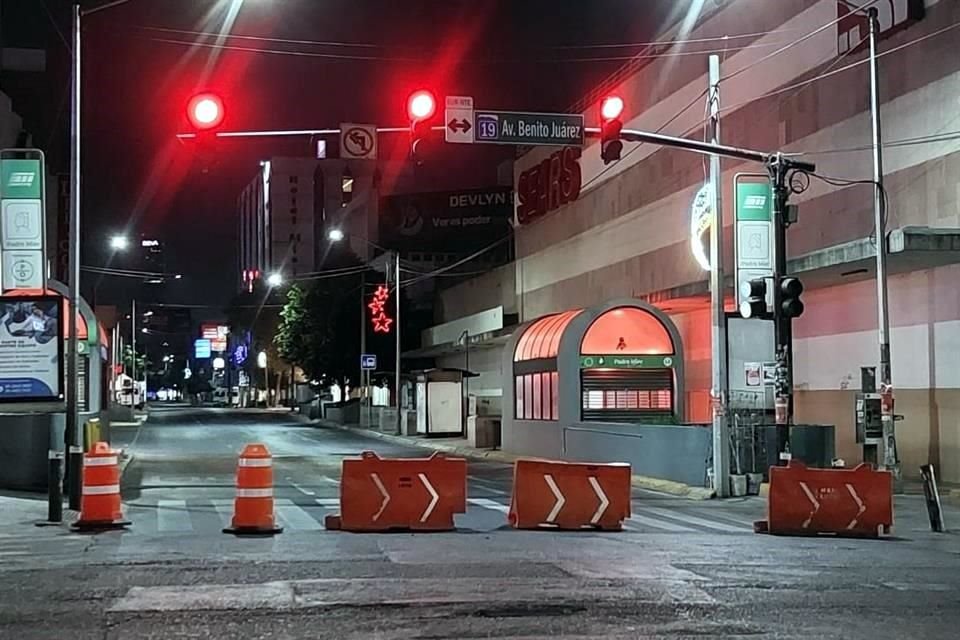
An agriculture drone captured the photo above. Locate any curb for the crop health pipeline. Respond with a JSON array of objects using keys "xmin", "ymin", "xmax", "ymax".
[{"xmin": 316, "ymin": 420, "xmax": 714, "ymax": 500}]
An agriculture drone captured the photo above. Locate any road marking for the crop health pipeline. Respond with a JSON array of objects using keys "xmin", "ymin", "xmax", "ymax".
[
  {"xmin": 543, "ymin": 474, "xmax": 565, "ymax": 523},
  {"xmin": 157, "ymin": 499, "xmax": 194, "ymax": 532},
  {"xmin": 275, "ymin": 499, "xmax": 322, "ymax": 531},
  {"xmin": 588, "ymin": 476, "xmax": 609, "ymax": 525},
  {"xmin": 468, "ymin": 476, "xmax": 508, "ymax": 496},
  {"xmin": 0, "ymin": 551, "xmax": 31, "ymax": 557},
  {"xmin": 627, "ymin": 513, "xmax": 692, "ymax": 532},
  {"xmin": 845, "ymin": 483, "xmax": 866, "ymax": 530},
  {"xmin": 799, "ymin": 481, "xmax": 821, "ymax": 529},
  {"xmin": 418, "ymin": 473, "xmax": 439, "ymax": 523},
  {"xmin": 642, "ymin": 507, "xmax": 747, "ymax": 533},
  {"xmin": 286, "ymin": 479, "xmax": 316, "ymax": 497},
  {"xmin": 212, "ymin": 499, "xmax": 235, "ymax": 527},
  {"xmin": 468, "ymin": 498, "xmax": 509, "ymax": 514},
  {"xmin": 370, "ymin": 473, "xmax": 390, "ymax": 522},
  {"xmin": 314, "ymin": 498, "xmax": 340, "ymax": 508}
]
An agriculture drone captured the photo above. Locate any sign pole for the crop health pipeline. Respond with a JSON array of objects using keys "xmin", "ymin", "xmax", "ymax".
[
  {"xmin": 394, "ymin": 251, "xmax": 402, "ymax": 435},
  {"xmin": 868, "ymin": 8, "xmax": 899, "ymax": 482},
  {"xmin": 708, "ymin": 55, "xmax": 731, "ymax": 498},
  {"xmin": 65, "ymin": 3, "xmax": 83, "ymax": 510}
]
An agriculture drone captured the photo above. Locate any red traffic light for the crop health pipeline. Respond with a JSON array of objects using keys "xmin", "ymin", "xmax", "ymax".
[
  {"xmin": 187, "ymin": 93, "xmax": 224, "ymax": 130},
  {"xmin": 601, "ymin": 95, "xmax": 624, "ymax": 121},
  {"xmin": 408, "ymin": 90, "xmax": 436, "ymax": 121}
]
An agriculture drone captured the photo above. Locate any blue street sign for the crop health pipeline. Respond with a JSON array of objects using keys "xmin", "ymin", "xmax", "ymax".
[
  {"xmin": 194, "ymin": 338, "xmax": 211, "ymax": 359},
  {"xmin": 361, "ymin": 354, "xmax": 377, "ymax": 370}
]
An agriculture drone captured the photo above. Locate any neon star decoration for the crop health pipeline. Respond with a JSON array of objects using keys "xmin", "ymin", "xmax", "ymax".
[{"xmin": 368, "ymin": 285, "xmax": 393, "ymax": 333}]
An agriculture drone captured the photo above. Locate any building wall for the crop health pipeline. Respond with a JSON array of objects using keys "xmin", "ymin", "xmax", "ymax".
[{"xmin": 429, "ymin": 0, "xmax": 960, "ymax": 481}]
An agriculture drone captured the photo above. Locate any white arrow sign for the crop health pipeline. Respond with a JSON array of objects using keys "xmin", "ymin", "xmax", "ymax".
[
  {"xmin": 370, "ymin": 473, "xmax": 390, "ymax": 521},
  {"xmin": 419, "ymin": 473, "xmax": 439, "ymax": 523},
  {"xmin": 588, "ymin": 476, "xmax": 609, "ymax": 525},
  {"xmin": 845, "ymin": 483, "xmax": 867, "ymax": 530},
  {"xmin": 543, "ymin": 474, "xmax": 565, "ymax": 523},
  {"xmin": 798, "ymin": 481, "xmax": 821, "ymax": 529}
]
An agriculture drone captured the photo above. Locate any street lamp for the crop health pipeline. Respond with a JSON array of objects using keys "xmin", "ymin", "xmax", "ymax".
[
  {"xmin": 266, "ymin": 272, "xmax": 283, "ymax": 287},
  {"xmin": 109, "ymin": 235, "xmax": 129, "ymax": 251},
  {"xmin": 327, "ymin": 228, "xmax": 345, "ymax": 242}
]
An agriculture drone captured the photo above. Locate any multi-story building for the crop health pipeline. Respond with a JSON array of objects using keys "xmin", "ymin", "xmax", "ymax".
[{"xmin": 416, "ymin": 0, "xmax": 960, "ymax": 484}]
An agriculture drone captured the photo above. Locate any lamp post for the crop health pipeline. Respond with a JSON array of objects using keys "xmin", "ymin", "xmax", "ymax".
[{"xmin": 328, "ymin": 228, "xmax": 402, "ymax": 434}]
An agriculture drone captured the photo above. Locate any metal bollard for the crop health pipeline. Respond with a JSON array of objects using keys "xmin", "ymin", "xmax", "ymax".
[
  {"xmin": 38, "ymin": 450, "xmax": 64, "ymax": 526},
  {"xmin": 920, "ymin": 464, "xmax": 946, "ymax": 533}
]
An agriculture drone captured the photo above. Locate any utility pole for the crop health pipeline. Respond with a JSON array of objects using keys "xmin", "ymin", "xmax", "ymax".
[
  {"xmin": 868, "ymin": 7, "xmax": 899, "ymax": 480},
  {"xmin": 394, "ymin": 251, "xmax": 402, "ymax": 435},
  {"xmin": 131, "ymin": 299, "xmax": 137, "ymax": 401},
  {"xmin": 359, "ymin": 272, "xmax": 366, "ymax": 424},
  {"xmin": 65, "ymin": 3, "xmax": 82, "ymax": 510},
  {"xmin": 708, "ymin": 55, "xmax": 731, "ymax": 497}
]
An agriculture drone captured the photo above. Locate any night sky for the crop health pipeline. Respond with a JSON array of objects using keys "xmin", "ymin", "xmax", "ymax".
[{"xmin": 3, "ymin": 0, "xmax": 681, "ymax": 308}]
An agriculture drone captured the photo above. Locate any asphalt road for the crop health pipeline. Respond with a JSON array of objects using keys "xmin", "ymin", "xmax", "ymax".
[{"xmin": 1, "ymin": 406, "xmax": 958, "ymax": 639}]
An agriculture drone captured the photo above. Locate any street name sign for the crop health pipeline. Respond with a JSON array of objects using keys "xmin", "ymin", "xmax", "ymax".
[{"xmin": 473, "ymin": 110, "xmax": 584, "ymax": 146}]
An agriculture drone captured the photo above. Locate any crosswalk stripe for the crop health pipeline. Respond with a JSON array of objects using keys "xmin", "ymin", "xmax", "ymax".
[
  {"xmin": 157, "ymin": 499, "xmax": 194, "ymax": 532},
  {"xmin": 212, "ymin": 499, "xmax": 235, "ymax": 527},
  {"xmin": 468, "ymin": 476, "xmax": 509, "ymax": 496},
  {"xmin": 314, "ymin": 498, "xmax": 340, "ymax": 508},
  {"xmin": 628, "ymin": 513, "xmax": 692, "ymax": 532},
  {"xmin": 642, "ymin": 507, "xmax": 747, "ymax": 533},
  {"xmin": 468, "ymin": 498, "xmax": 510, "ymax": 513},
  {"xmin": 275, "ymin": 500, "xmax": 322, "ymax": 531}
]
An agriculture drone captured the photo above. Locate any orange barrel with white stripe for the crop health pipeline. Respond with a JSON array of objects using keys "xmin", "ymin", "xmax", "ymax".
[
  {"xmin": 72, "ymin": 441, "xmax": 129, "ymax": 530},
  {"xmin": 224, "ymin": 443, "xmax": 283, "ymax": 535}
]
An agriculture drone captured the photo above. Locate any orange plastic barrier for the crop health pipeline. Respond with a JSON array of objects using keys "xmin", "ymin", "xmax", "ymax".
[
  {"xmin": 72, "ymin": 442, "xmax": 130, "ymax": 531},
  {"xmin": 757, "ymin": 461, "xmax": 893, "ymax": 537},
  {"xmin": 508, "ymin": 459, "xmax": 631, "ymax": 531},
  {"xmin": 325, "ymin": 451, "xmax": 466, "ymax": 532},
  {"xmin": 223, "ymin": 443, "xmax": 283, "ymax": 536}
]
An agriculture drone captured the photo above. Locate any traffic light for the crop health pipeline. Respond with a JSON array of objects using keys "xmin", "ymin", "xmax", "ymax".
[
  {"xmin": 780, "ymin": 276, "xmax": 805, "ymax": 318},
  {"xmin": 739, "ymin": 277, "xmax": 771, "ymax": 319},
  {"xmin": 186, "ymin": 93, "xmax": 225, "ymax": 131},
  {"xmin": 407, "ymin": 89, "xmax": 436, "ymax": 164},
  {"xmin": 600, "ymin": 95, "xmax": 624, "ymax": 165}
]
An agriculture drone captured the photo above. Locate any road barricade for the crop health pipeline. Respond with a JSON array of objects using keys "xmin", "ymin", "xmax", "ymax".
[
  {"xmin": 223, "ymin": 443, "xmax": 283, "ymax": 536},
  {"xmin": 72, "ymin": 441, "xmax": 130, "ymax": 532},
  {"xmin": 325, "ymin": 451, "xmax": 466, "ymax": 532},
  {"xmin": 755, "ymin": 461, "xmax": 893, "ymax": 538},
  {"xmin": 508, "ymin": 459, "xmax": 631, "ymax": 531}
]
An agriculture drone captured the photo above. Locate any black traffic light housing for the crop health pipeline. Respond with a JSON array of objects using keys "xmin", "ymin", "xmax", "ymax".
[
  {"xmin": 780, "ymin": 276, "xmax": 804, "ymax": 319},
  {"xmin": 600, "ymin": 118, "xmax": 623, "ymax": 165},
  {"xmin": 739, "ymin": 277, "xmax": 771, "ymax": 319},
  {"xmin": 410, "ymin": 119, "xmax": 432, "ymax": 165}
]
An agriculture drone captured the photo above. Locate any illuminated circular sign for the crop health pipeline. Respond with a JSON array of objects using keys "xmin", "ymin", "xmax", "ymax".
[{"xmin": 690, "ymin": 183, "xmax": 714, "ymax": 271}]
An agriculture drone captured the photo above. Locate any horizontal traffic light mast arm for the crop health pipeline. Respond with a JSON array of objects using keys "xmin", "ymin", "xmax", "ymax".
[{"xmin": 175, "ymin": 125, "xmax": 446, "ymax": 140}]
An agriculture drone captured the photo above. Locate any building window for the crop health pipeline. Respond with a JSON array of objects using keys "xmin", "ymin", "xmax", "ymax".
[
  {"xmin": 514, "ymin": 372, "xmax": 559, "ymax": 421},
  {"xmin": 289, "ymin": 176, "xmax": 298, "ymax": 184},
  {"xmin": 341, "ymin": 170, "xmax": 353, "ymax": 207}
]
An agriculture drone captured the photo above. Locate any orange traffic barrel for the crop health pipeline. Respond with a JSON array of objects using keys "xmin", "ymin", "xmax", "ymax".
[
  {"xmin": 72, "ymin": 442, "xmax": 130, "ymax": 531},
  {"xmin": 223, "ymin": 443, "xmax": 283, "ymax": 536}
]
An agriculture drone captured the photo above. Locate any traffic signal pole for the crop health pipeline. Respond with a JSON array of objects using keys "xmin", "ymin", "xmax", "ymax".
[
  {"xmin": 66, "ymin": 3, "xmax": 82, "ymax": 510},
  {"xmin": 707, "ymin": 55, "xmax": 731, "ymax": 497},
  {"xmin": 768, "ymin": 155, "xmax": 794, "ymax": 462}
]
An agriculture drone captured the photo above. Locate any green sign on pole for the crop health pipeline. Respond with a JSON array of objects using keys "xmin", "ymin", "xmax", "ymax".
[
  {"xmin": 0, "ymin": 159, "xmax": 44, "ymax": 200},
  {"xmin": 734, "ymin": 174, "xmax": 775, "ymax": 312},
  {"xmin": 735, "ymin": 179, "xmax": 773, "ymax": 222},
  {"xmin": 474, "ymin": 110, "xmax": 584, "ymax": 146},
  {"xmin": 580, "ymin": 354, "xmax": 675, "ymax": 369}
]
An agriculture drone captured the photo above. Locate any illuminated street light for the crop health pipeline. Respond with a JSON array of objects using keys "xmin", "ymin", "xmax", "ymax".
[
  {"xmin": 257, "ymin": 351, "xmax": 268, "ymax": 369},
  {"xmin": 328, "ymin": 228, "xmax": 345, "ymax": 242},
  {"xmin": 266, "ymin": 272, "xmax": 283, "ymax": 287},
  {"xmin": 109, "ymin": 235, "xmax": 129, "ymax": 251}
]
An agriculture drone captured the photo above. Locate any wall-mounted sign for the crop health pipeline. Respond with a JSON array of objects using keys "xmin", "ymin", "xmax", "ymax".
[
  {"xmin": 690, "ymin": 183, "xmax": 714, "ymax": 271},
  {"xmin": 0, "ymin": 295, "xmax": 63, "ymax": 401},
  {"xmin": 516, "ymin": 147, "xmax": 581, "ymax": 225},
  {"xmin": 580, "ymin": 355, "xmax": 674, "ymax": 369}
]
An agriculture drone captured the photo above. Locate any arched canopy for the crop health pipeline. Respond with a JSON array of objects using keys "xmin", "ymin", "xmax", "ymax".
[
  {"xmin": 580, "ymin": 306, "xmax": 674, "ymax": 356},
  {"xmin": 514, "ymin": 310, "xmax": 582, "ymax": 362}
]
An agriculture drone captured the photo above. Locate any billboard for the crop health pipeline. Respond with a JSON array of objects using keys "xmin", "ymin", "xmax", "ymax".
[
  {"xmin": 0, "ymin": 295, "xmax": 63, "ymax": 401},
  {"xmin": 378, "ymin": 187, "xmax": 513, "ymax": 251}
]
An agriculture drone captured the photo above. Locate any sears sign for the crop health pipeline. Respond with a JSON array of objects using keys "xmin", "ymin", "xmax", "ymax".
[{"xmin": 837, "ymin": 0, "xmax": 924, "ymax": 55}]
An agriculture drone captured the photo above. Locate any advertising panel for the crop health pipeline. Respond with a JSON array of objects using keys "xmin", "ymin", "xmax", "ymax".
[{"xmin": 0, "ymin": 295, "xmax": 63, "ymax": 401}]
